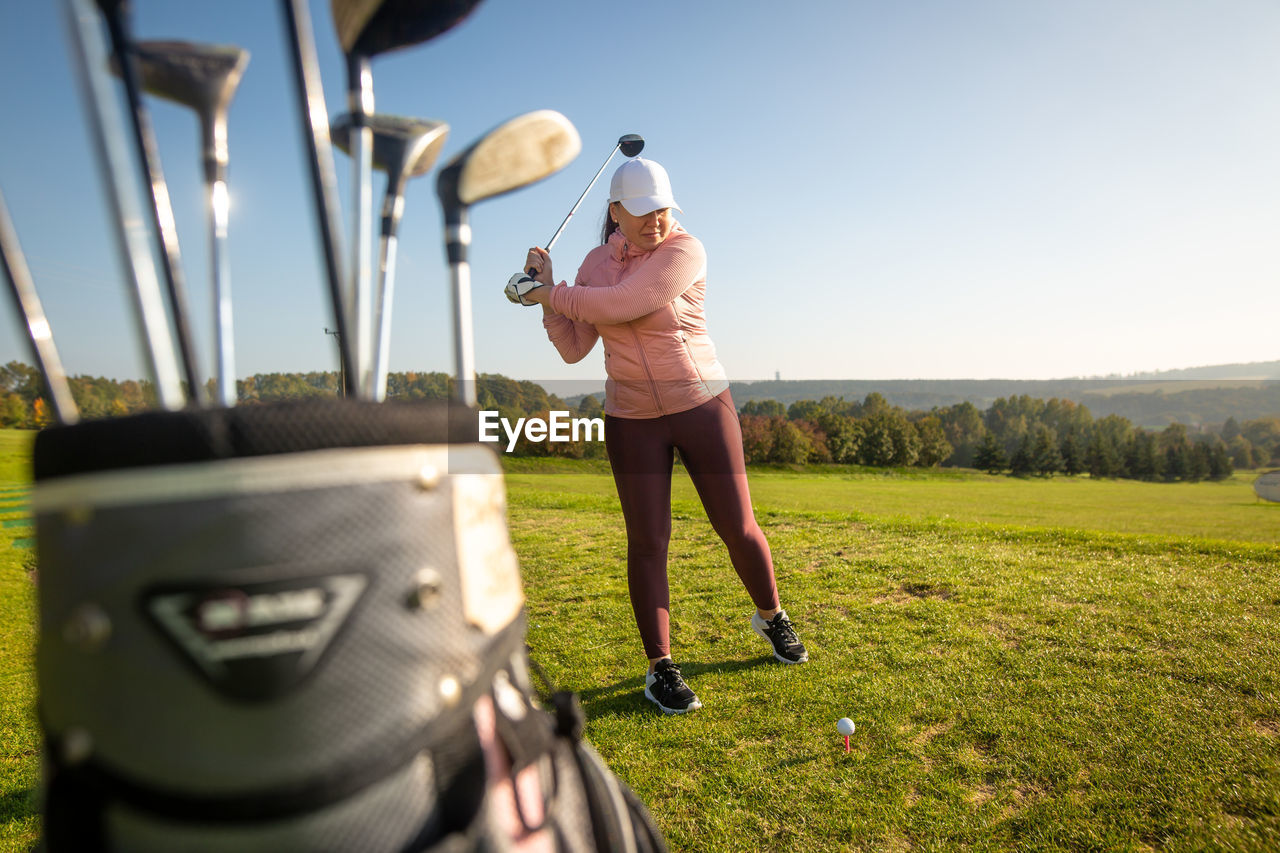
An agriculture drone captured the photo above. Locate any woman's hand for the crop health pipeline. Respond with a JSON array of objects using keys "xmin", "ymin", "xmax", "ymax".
[
  {"xmin": 524, "ymin": 247, "xmax": 554, "ymax": 286},
  {"xmin": 519, "ymin": 247, "xmax": 556, "ymax": 311}
]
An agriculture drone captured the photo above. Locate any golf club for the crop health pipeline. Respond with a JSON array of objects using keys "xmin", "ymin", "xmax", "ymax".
[
  {"xmin": 279, "ymin": 0, "xmax": 356, "ymax": 397},
  {"xmin": 63, "ymin": 0, "xmax": 185, "ymax": 410},
  {"xmin": 99, "ymin": 0, "xmax": 205, "ymax": 405},
  {"xmin": 130, "ymin": 40, "xmax": 250, "ymax": 409},
  {"xmin": 0, "ymin": 187, "xmax": 80, "ymax": 425},
  {"xmin": 436, "ymin": 110, "xmax": 581, "ymax": 406},
  {"xmin": 527, "ymin": 133, "xmax": 643, "ymax": 276},
  {"xmin": 332, "ymin": 114, "xmax": 449, "ymax": 402},
  {"xmin": 331, "ymin": 0, "xmax": 485, "ymax": 398}
]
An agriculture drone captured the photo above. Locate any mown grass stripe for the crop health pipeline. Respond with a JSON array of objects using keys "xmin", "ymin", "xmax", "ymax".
[
  {"xmin": 2, "ymin": 519, "xmax": 32, "ymax": 529},
  {"xmin": 9, "ymin": 538, "xmax": 33, "ymax": 550}
]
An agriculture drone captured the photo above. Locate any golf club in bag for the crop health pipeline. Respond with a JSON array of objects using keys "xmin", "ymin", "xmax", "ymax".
[
  {"xmin": 334, "ymin": 0, "xmax": 485, "ymax": 399},
  {"xmin": 508, "ymin": 133, "xmax": 643, "ymax": 305},
  {"xmin": 437, "ymin": 110, "xmax": 582, "ymax": 406},
  {"xmin": 127, "ymin": 39, "xmax": 251, "ymax": 409},
  {"xmin": 99, "ymin": 0, "xmax": 206, "ymax": 406},
  {"xmin": 1, "ymin": 186, "xmax": 80, "ymax": 425},
  {"xmin": 331, "ymin": 113, "xmax": 450, "ymax": 402},
  {"xmin": 63, "ymin": 0, "xmax": 186, "ymax": 410},
  {"xmin": 279, "ymin": 0, "xmax": 357, "ymax": 396}
]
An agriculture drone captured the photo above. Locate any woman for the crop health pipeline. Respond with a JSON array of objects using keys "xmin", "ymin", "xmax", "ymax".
[{"xmin": 518, "ymin": 157, "xmax": 806, "ymax": 715}]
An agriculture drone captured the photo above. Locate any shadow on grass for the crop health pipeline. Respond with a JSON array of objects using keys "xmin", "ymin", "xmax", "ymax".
[
  {"xmin": 777, "ymin": 753, "xmax": 821, "ymax": 769},
  {"xmin": 0, "ymin": 786, "xmax": 39, "ymax": 832},
  {"xmin": 576, "ymin": 655, "xmax": 777, "ymax": 719}
]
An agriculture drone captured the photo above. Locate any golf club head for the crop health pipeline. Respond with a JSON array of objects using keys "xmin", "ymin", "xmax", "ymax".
[
  {"xmin": 332, "ymin": 0, "xmax": 485, "ymax": 56},
  {"xmin": 437, "ymin": 110, "xmax": 581, "ymax": 209},
  {"xmin": 127, "ymin": 41, "xmax": 250, "ymax": 115},
  {"xmin": 618, "ymin": 133, "xmax": 644, "ymax": 158},
  {"xmin": 331, "ymin": 114, "xmax": 450, "ymax": 180}
]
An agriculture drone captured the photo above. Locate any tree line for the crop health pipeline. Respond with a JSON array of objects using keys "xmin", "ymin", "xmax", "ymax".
[
  {"xmin": 738, "ymin": 392, "xmax": 1279, "ymax": 481},
  {"xmin": 0, "ymin": 362, "xmax": 569, "ymax": 431},
  {"xmin": 5, "ymin": 362, "xmax": 1278, "ymax": 479},
  {"xmin": 730, "ymin": 376, "xmax": 1280, "ymax": 427}
]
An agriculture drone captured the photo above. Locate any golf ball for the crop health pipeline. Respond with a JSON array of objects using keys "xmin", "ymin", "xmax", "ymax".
[{"xmin": 837, "ymin": 717, "xmax": 855, "ymax": 736}]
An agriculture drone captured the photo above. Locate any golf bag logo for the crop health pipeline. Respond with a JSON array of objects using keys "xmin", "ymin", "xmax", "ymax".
[{"xmin": 145, "ymin": 573, "xmax": 368, "ymax": 702}]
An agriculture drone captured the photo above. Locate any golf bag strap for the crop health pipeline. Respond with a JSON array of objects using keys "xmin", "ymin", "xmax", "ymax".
[
  {"xmin": 491, "ymin": 686, "xmax": 556, "ymax": 776},
  {"xmin": 615, "ymin": 779, "xmax": 667, "ymax": 853},
  {"xmin": 42, "ymin": 616, "xmax": 527, "ymax": 826},
  {"xmin": 572, "ymin": 740, "xmax": 641, "ymax": 853},
  {"xmin": 565, "ymin": 706, "xmax": 666, "ymax": 853},
  {"xmin": 491, "ymin": 667, "xmax": 667, "ymax": 853}
]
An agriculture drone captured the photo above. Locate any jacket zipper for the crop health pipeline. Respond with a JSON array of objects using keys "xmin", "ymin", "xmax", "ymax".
[
  {"xmin": 630, "ymin": 325, "xmax": 665, "ymax": 415},
  {"xmin": 680, "ymin": 332, "xmax": 709, "ymax": 390}
]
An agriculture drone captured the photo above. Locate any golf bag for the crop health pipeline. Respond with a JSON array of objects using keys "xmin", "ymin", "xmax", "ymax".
[{"xmin": 33, "ymin": 399, "xmax": 665, "ymax": 851}]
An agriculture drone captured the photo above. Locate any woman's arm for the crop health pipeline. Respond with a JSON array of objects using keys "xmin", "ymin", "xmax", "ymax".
[
  {"xmin": 548, "ymin": 234, "xmax": 706, "ymax": 326},
  {"xmin": 541, "ymin": 313, "xmax": 599, "ymax": 364},
  {"xmin": 521, "ymin": 246, "xmax": 599, "ymax": 363}
]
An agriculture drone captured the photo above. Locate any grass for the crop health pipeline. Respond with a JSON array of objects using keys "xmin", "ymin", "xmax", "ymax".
[
  {"xmin": 504, "ymin": 457, "xmax": 1280, "ymax": 544},
  {"xmin": 1, "ymin": 438, "xmax": 1278, "ymax": 850},
  {"xmin": 0, "ymin": 433, "xmax": 33, "ymax": 486},
  {"xmin": 0, "ymin": 431, "xmax": 38, "ymax": 851},
  {"xmin": 507, "ymin": 459, "xmax": 1279, "ymax": 851}
]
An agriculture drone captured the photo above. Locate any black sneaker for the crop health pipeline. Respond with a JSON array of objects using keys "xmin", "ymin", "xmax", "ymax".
[
  {"xmin": 751, "ymin": 610, "xmax": 809, "ymax": 664},
  {"xmin": 644, "ymin": 659, "xmax": 702, "ymax": 715}
]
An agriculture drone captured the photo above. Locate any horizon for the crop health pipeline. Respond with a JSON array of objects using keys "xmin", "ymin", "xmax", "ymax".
[{"xmin": 7, "ymin": 357, "xmax": 1279, "ymax": 388}]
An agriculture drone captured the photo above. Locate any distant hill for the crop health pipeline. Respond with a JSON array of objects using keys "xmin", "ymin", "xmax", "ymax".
[
  {"xmin": 1121, "ymin": 360, "xmax": 1280, "ymax": 381},
  {"xmin": 553, "ymin": 362, "xmax": 1280, "ymax": 427},
  {"xmin": 724, "ymin": 364, "xmax": 1280, "ymax": 428}
]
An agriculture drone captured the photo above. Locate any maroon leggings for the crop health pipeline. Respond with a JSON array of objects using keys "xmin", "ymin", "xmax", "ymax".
[{"xmin": 605, "ymin": 391, "xmax": 779, "ymax": 659}]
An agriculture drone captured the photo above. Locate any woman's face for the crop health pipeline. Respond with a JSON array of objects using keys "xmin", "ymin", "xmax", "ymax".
[{"xmin": 610, "ymin": 203, "xmax": 674, "ymax": 252}]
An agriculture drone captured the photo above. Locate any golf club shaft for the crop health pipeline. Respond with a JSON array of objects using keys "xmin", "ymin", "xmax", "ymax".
[
  {"xmin": 63, "ymin": 0, "xmax": 185, "ymax": 410},
  {"xmin": 279, "ymin": 0, "xmax": 357, "ymax": 398},
  {"xmin": 101, "ymin": 4, "xmax": 206, "ymax": 405},
  {"xmin": 373, "ymin": 229, "xmax": 397, "ymax": 402},
  {"xmin": 527, "ymin": 142, "xmax": 621, "ymax": 275},
  {"xmin": 444, "ymin": 212, "xmax": 476, "ymax": 407},
  {"xmin": 546, "ymin": 142, "xmax": 620, "ymax": 251},
  {"xmin": 204, "ymin": 135, "xmax": 235, "ymax": 407},
  {"xmin": 0, "ymin": 187, "xmax": 80, "ymax": 425},
  {"xmin": 347, "ymin": 55, "xmax": 375, "ymax": 400},
  {"xmin": 372, "ymin": 180, "xmax": 406, "ymax": 402}
]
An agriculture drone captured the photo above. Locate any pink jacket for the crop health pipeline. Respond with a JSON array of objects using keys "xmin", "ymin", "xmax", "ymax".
[{"xmin": 542, "ymin": 226, "xmax": 730, "ymax": 419}]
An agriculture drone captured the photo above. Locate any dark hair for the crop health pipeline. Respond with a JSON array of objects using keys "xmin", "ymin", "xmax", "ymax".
[{"xmin": 600, "ymin": 202, "xmax": 619, "ymax": 245}]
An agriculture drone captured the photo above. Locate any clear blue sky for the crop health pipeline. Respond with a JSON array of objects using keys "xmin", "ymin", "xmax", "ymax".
[{"xmin": 2, "ymin": 0, "xmax": 1278, "ymax": 387}]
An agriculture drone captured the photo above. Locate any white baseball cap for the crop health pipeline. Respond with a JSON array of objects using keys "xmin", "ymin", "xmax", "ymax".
[{"xmin": 608, "ymin": 157, "xmax": 682, "ymax": 216}]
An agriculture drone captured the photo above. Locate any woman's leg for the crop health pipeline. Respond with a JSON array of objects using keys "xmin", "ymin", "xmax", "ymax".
[
  {"xmin": 670, "ymin": 392, "xmax": 808, "ymax": 664},
  {"xmin": 605, "ymin": 414, "xmax": 675, "ymax": 661},
  {"xmin": 670, "ymin": 393, "xmax": 780, "ymax": 612}
]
